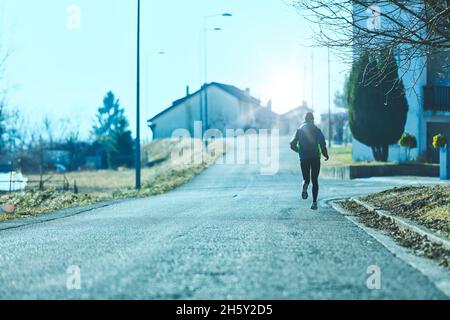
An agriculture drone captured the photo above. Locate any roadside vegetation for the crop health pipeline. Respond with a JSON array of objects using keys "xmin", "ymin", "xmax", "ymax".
[
  {"xmin": 339, "ymin": 185, "xmax": 450, "ymax": 267},
  {"xmin": 323, "ymin": 144, "xmax": 440, "ymax": 169},
  {"xmin": 0, "ymin": 138, "xmax": 225, "ymax": 222},
  {"xmin": 360, "ymin": 185, "xmax": 450, "ymax": 235},
  {"xmin": 323, "ymin": 145, "xmax": 411, "ymax": 167}
]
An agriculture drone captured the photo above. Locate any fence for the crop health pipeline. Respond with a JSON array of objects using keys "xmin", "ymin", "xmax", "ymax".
[{"xmin": 0, "ymin": 173, "xmax": 78, "ymax": 194}]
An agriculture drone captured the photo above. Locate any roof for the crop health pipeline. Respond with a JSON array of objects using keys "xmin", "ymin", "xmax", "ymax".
[
  {"xmin": 149, "ymin": 82, "xmax": 261, "ymax": 122},
  {"xmin": 211, "ymin": 83, "xmax": 260, "ymax": 105},
  {"xmin": 282, "ymin": 104, "xmax": 314, "ymax": 118}
]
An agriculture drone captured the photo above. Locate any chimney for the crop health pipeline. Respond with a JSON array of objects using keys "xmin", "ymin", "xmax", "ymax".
[
  {"xmin": 186, "ymin": 86, "xmax": 190, "ymax": 96},
  {"xmin": 245, "ymin": 88, "xmax": 250, "ymax": 96},
  {"xmin": 267, "ymin": 99, "xmax": 272, "ymax": 111}
]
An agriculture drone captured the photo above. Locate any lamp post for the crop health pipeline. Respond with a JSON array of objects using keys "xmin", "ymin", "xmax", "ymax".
[
  {"xmin": 202, "ymin": 13, "xmax": 232, "ymax": 132},
  {"xmin": 135, "ymin": 0, "xmax": 141, "ymax": 190},
  {"xmin": 327, "ymin": 46, "xmax": 332, "ymax": 149}
]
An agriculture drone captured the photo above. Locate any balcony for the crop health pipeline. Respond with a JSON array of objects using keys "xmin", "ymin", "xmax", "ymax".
[{"xmin": 424, "ymin": 86, "xmax": 450, "ymax": 112}]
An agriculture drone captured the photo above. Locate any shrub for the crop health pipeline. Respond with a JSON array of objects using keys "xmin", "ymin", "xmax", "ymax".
[
  {"xmin": 399, "ymin": 133, "xmax": 417, "ymax": 148},
  {"xmin": 433, "ymin": 134, "xmax": 448, "ymax": 149},
  {"xmin": 399, "ymin": 133, "xmax": 417, "ymax": 162},
  {"xmin": 348, "ymin": 50, "xmax": 408, "ymax": 162}
]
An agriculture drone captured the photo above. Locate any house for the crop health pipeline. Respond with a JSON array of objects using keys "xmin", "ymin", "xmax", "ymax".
[
  {"xmin": 148, "ymin": 82, "xmax": 278, "ymax": 139},
  {"xmin": 320, "ymin": 112, "xmax": 351, "ymax": 145},
  {"xmin": 278, "ymin": 102, "xmax": 314, "ymax": 136},
  {"xmin": 353, "ymin": 56, "xmax": 450, "ymax": 163},
  {"xmin": 352, "ymin": 4, "xmax": 450, "ymax": 163}
]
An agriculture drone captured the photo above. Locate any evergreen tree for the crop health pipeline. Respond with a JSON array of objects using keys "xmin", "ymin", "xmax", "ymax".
[
  {"xmin": 378, "ymin": 49, "xmax": 409, "ymax": 154},
  {"xmin": 92, "ymin": 91, "xmax": 134, "ymax": 168},
  {"xmin": 348, "ymin": 50, "xmax": 408, "ymax": 162}
]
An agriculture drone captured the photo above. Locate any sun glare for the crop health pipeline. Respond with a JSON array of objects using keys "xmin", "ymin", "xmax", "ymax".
[{"xmin": 265, "ymin": 71, "xmax": 304, "ymax": 114}]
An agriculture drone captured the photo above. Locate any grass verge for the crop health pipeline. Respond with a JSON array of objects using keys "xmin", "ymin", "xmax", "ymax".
[
  {"xmin": 339, "ymin": 185, "xmax": 450, "ymax": 268},
  {"xmin": 322, "ymin": 145, "xmax": 439, "ymax": 168},
  {"xmin": 0, "ymin": 138, "xmax": 225, "ymax": 222},
  {"xmin": 360, "ymin": 185, "xmax": 450, "ymax": 235}
]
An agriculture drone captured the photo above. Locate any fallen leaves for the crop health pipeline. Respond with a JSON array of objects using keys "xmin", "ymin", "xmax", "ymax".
[
  {"xmin": 361, "ymin": 185, "xmax": 450, "ymax": 235},
  {"xmin": 340, "ymin": 199, "xmax": 449, "ymax": 268}
]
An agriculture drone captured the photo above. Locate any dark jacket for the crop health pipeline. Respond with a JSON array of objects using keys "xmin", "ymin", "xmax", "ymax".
[{"xmin": 290, "ymin": 121, "xmax": 329, "ymax": 160}]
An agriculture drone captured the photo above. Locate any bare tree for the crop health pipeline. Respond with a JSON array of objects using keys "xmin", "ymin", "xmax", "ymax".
[{"xmin": 291, "ymin": 0, "xmax": 450, "ymax": 85}]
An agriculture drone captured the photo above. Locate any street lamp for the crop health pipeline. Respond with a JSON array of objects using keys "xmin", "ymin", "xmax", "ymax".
[
  {"xmin": 327, "ymin": 46, "xmax": 332, "ymax": 148},
  {"xmin": 202, "ymin": 13, "xmax": 232, "ymax": 132},
  {"xmin": 135, "ymin": 0, "xmax": 141, "ymax": 190},
  {"xmin": 136, "ymin": 3, "xmax": 164, "ymax": 190},
  {"xmin": 203, "ymin": 13, "xmax": 232, "ymax": 84}
]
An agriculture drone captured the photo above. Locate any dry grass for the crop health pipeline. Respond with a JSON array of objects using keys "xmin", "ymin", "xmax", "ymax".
[
  {"xmin": 340, "ymin": 199, "xmax": 449, "ymax": 267},
  {"xmin": 0, "ymin": 138, "xmax": 225, "ymax": 221},
  {"xmin": 322, "ymin": 145, "xmax": 395, "ymax": 167},
  {"xmin": 322, "ymin": 145, "xmax": 352, "ymax": 167},
  {"xmin": 25, "ymin": 139, "xmax": 225, "ymax": 196},
  {"xmin": 361, "ymin": 185, "xmax": 450, "ymax": 235},
  {"xmin": 322, "ymin": 145, "xmax": 439, "ymax": 168},
  {"xmin": 0, "ymin": 191, "xmax": 107, "ymax": 222}
]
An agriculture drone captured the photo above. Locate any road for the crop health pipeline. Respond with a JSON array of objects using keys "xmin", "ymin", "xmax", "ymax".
[{"xmin": 0, "ymin": 137, "xmax": 447, "ymax": 299}]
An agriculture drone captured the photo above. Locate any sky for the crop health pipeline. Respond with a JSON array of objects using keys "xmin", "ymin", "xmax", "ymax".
[{"xmin": 0, "ymin": 0, "xmax": 349, "ymax": 141}]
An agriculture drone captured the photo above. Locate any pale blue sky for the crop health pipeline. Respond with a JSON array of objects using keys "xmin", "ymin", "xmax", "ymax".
[{"xmin": 0, "ymin": 0, "xmax": 349, "ymax": 141}]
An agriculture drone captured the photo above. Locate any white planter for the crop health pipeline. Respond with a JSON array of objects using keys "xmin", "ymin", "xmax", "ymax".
[{"xmin": 440, "ymin": 147, "xmax": 450, "ymax": 180}]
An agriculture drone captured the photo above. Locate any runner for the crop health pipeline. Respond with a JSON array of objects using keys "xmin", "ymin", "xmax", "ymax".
[{"xmin": 290, "ymin": 112, "xmax": 329, "ymax": 210}]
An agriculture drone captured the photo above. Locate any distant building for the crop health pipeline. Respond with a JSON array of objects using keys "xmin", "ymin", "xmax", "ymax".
[
  {"xmin": 352, "ymin": 2, "xmax": 450, "ymax": 163},
  {"xmin": 148, "ymin": 82, "xmax": 278, "ymax": 139},
  {"xmin": 278, "ymin": 102, "xmax": 314, "ymax": 136},
  {"xmin": 320, "ymin": 112, "xmax": 350, "ymax": 145}
]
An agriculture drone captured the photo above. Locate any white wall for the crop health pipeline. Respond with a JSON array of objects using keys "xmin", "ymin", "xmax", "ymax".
[
  {"xmin": 153, "ymin": 92, "xmax": 202, "ymax": 139},
  {"xmin": 205, "ymin": 86, "xmax": 241, "ymax": 132},
  {"xmin": 401, "ymin": 53, "xmax": 427, "ymax": 159},
  {"xmin": 351, "ymin": 1, "xmax": 428, "ymax": 163},
  {"xmin": 352, "ymin": 140, "xmax": 407, "ymax": 163},
  {"xmin": 352, "ymin": 52, "xmax": 427, "ymax": 163},
  {"xmin": 152, "ymin": 84, "xmax": 260, "ymax": 139}
]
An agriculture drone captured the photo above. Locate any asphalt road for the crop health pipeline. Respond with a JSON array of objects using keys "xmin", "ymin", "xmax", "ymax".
[{"xmin": 0, "ymin": 137, "xmax": 447, "ymax": 299}]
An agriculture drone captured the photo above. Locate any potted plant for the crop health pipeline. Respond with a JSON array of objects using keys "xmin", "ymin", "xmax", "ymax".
[
  {"xmin": 399, "ymin": 133, "xmax": 417, "ymax": 162},
  {"xmin": 433, "ymin": 134, "xmax": 449, "ymax": 180}
]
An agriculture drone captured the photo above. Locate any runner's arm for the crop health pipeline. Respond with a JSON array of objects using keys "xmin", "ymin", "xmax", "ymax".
[
  {"xmin": 318, "ymin": 130, "xmax": 329, "ymax": 159},
  {"xmin": 290, "ymin": 130, "xmax": 299, "ymax": 152}
]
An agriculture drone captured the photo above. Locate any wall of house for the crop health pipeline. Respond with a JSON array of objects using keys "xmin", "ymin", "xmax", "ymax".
[
  {"xmin": 352, "ymin": 53, "xmax": 427, "ymax": 162},
  {"xmin": 152, "ymin": 85, "xmax": 260, "ymax": 139},
  {"xmin": 205, "ymin": 86, "xmax": 241, "ymax": 133},
  {"xmin": 352, "ymin": 0, "xmax": 431, "ymax": 163},
  {"xmin": 353, "ymin": 0, "xmax": 427, "ymax": 162},
  {"xmin": 403, "ymin": 54, "xmax": 428, "ymax": 160},
  {"xmin": 152, "ymin": 92, "xmax": 202, "ymax": 139},
  {"xmin": 428, "ymin": 51, "xmax": 450, "ymax": 87}
]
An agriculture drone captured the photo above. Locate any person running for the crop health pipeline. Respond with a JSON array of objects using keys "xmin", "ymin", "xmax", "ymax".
[{"xmin": 290, "ymin": 112, "xmax": 329, "ymax": 210}]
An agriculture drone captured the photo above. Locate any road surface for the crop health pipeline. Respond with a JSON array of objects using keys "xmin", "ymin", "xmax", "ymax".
[{"xmin": 0, "ymin": 137, "xmax": 447, "ymax": 299}]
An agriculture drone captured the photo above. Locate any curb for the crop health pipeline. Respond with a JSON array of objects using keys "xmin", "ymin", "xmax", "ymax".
[
  {"xmin": 350, "ymin": 197, "xmax": 450, "ymax": 251},
  {"xmin": 331, "ymin": 200, "xmax": 450, "ymax": 298},
  {"xmin": 0, "ymin": 199, "xmax": 124, "ymax": 232},
  {"xmin": 321, "ymin": 164, "xmax": 440, "ymax": 180}
]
